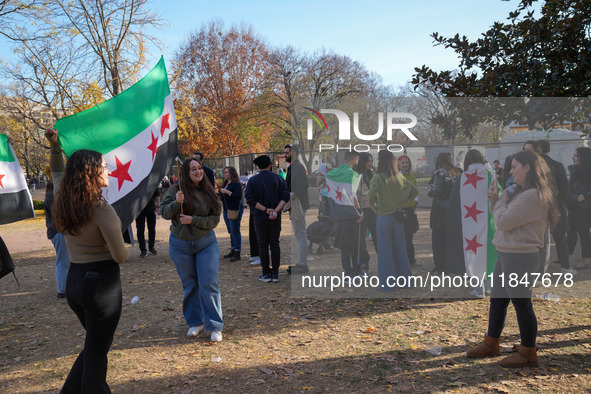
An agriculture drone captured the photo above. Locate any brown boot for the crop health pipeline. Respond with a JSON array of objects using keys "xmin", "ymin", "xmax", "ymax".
[
  {"xmin": 498, "ymin": 345, "xmax": 538, "ymax": 368},
  {"xmin": 466, "ymin": 335, "xmax": 501, "ymax": 358}
]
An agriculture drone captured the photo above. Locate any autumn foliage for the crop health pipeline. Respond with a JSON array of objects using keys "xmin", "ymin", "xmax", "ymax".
[{"xmin": 172, "ymin": 21, "xmax": 282, "ymax": 158}]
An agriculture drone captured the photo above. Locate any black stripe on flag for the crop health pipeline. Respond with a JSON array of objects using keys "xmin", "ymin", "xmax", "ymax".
[
  {"xmin": 109, "ymin": 130, "xmax": 178, "ymax": 230},
  {"xmin": 0, "ymin": 189, "xmax": 34, "ymax": 225}
]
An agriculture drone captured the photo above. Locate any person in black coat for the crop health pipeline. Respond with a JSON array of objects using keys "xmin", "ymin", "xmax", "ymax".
[{"xmin": 537, "ymin": 139, "xmax": 573, "ymax": 273}]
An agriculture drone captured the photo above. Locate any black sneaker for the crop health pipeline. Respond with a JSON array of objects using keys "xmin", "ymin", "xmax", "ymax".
[
  {"xmin": 287, "ymin": 265, "xmax": 309, "ymax": 274},
  {"xmin": 271, "ymin": 274, "xmax": 279, "ymax": 283},
  {"xmin": 222, "ymin": 249, "xmax": 235, "ymax": 259},
  {"xmin": 57, "ymin": 292, "xmax": 66, "ymax": 299},
  {"xmin": 139, "ymin": 251, "xmax": 148, "ymax": 258},
  {"xmin": 259, "ymin": 273, "xmax": 272, "ymax": 283},
  {"xmin": 149, "ymin": 248, "xmax": 158, "ymax": 256}
]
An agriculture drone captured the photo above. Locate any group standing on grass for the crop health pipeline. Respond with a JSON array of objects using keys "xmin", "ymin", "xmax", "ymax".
[{"xmin": 30, "ymin": 129, "xmax": 591, "ymax": 394}]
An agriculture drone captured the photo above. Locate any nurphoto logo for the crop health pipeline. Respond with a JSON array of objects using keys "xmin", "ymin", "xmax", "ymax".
[{"xmin": 305, "ymin": 107, "xmax": 418, "ymax": 152}]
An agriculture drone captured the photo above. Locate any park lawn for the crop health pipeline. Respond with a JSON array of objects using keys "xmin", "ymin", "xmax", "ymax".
[{"xmin": 1, "ymin": 209, "xmax": 590, "ymax": 393}]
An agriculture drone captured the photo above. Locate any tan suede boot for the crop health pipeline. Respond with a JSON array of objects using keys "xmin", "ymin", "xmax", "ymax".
[
  {"xmin": 498, "ymin": 345, "xmax": 538, "ymax": 368},
  {"xmin": 466, "ymin": 335, "xmax": 501, "ymax": 358}
]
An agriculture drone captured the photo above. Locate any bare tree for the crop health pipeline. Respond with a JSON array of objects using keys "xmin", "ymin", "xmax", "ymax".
[{"xmin": 269, "ymin": 47, "xmax": 375, "ymax": 170}]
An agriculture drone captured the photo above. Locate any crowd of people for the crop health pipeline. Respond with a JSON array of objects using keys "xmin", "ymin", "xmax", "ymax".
[{"xmin": 35, "ymin": 129, "xmax": 590, "ymax": 391}]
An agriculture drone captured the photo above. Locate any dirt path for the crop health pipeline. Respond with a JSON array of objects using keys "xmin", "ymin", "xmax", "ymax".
[{"xmin": 1, "ymin": 207, "xmax": 590, "ymax": 393}]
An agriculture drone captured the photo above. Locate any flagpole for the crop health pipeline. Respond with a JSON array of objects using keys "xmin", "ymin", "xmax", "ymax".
[{"xmin": 176, "ymin": 157, "xmax": 183, "ymax": 215}]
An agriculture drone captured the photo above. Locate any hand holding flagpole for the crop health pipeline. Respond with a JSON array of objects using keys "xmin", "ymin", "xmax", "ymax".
[{"xmin": 175, "ymin": 157, "xmax": 183, "ymax": 215}]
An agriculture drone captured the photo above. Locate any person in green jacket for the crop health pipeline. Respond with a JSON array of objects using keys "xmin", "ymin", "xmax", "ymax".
[
  {"xmin": 161, "ymin": 158, "xmax": 224, "ymax": 342},
  {"xmin": 369, "ymin": 150, "xmax": 418, "ymax": 290}
]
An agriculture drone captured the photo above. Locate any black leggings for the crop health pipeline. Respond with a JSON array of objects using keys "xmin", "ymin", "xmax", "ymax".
[
  {"xmin": 487, "ymin": 251, "xmax": 539, "ymax": 347},
  {"xmin": 567, "ymin": 208, "xmax": 591, "ymax": 258},
  {"xmin": 61, "ymin": 261, "xmax": 122, "ymax": 394}
]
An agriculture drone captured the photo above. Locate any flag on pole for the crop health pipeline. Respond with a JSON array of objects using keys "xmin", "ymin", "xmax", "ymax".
[
  {"xmin": 324, "ymin": 164, "xmax": 361, "ymax": 220},
  {"xmin": 0, "ymin": 134, "xmax": 35, "ymax": 225},
  {"xmin": 54, "ymin": 56, "xmax": 178, "ymax": 230},
  {"xmin": 460, "ymin": 163, "xmax": 498, "ymax": 278}
]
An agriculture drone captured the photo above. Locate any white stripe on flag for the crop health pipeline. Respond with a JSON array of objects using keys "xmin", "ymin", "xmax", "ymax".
[{"xmin": 102, "ymin": 95, "xmax": 176, "ymax": 204}]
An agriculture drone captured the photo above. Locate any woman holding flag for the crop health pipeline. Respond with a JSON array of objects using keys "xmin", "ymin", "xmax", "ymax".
[
  {"xmin": 467, "ymin": 150, "xmax": 559, "ymax": 368},
  {"xmin": 160, "ymin": 157, "xmax": 224, "ymax": 342},
  {"xmin": 46, "ymin": 129, "xmax": 128, "ymax": 393}
]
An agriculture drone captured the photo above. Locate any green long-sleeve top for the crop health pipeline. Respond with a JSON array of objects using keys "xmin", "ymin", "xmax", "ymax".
[
  {"xmin": 160, "ymin": 184, "xmax": 221, "ymax": 241},
  {"xmin": 368, "ymin": 173, "xmax": 419, "ymax": 216},
  {"xmin": 401, "ymin": 173, "xmax": 417, "ymax": 208}
]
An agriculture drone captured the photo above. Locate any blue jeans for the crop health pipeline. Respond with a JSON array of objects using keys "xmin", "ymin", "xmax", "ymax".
[
  {"xmin": 291, "ymin": 211, "xmax": 307, "ymax": 266},
  {"xmin": 169, "ymin": 232, "xmax": 223, "ymax": 331},
  {"xmin": 377, "ymin": 214, "xmax": 412, "ymax": 289},
  {"xmin": 51, "ymin": 232, "xmax": 70, "ymax": 294},
  {"xmin": 223, "ymin": 205, "xmax": 244, "ymax": 251}
]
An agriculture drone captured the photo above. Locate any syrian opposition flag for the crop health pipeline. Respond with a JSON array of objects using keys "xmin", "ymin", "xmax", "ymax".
[
  {"xmin": 53, "ymin": 57, "xmax": 177, "ymax": 230},
  {"xmin": 460, "ymin": 163, "xmax": 498, "ymax": 279},
  {"xmin": 0, "ymin": 134, "xmax": 35, "ymax": 225},
  {"xmin": 324, "ymin": 164, "xmax": 362, "ymax": 220}
]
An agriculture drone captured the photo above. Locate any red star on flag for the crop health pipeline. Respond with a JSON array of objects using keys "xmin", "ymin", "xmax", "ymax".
[
  {"xmin": 326, "ymin": 184, "xmax": 331, "ymax": 194},
  {"xmin": 147, "ymin": 131, "xmax": 158, "ymax": 161},
  {"xmin": 335, "ymin": 186, "xmax": 342, "ymax": 202},
  {"xmin": 465, "ymin": 235, "xmax": 483, "ymax": 255},
  {"xmin": 463, "ymin": 170, "xmax": 485, "ymax": 189},
  {"xmin": 160, "ymin": 113, "xmax": 170, "ymax": 137},
  {"xmin": 109, "ymin": 156, "xmax": 133, "ymax": 191},
  {"xmin": 0, "ymin": 174, "xmax": 4, "ymax": 188},
  {"xmin": 464, "ymin": 201, "xmax": 485, "ymax": 222}
]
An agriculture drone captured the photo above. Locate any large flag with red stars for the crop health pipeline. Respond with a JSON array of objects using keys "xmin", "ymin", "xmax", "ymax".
[
  {"xmin": 460, "ymin": 163, "xmax": 498, "ymax": 278},
  {"xmin": 0, "ymin": 134, "xmax": 35, "ymax": 225},
  {"xmin": 324, "ymin": 164, "xmax": 362, "ymax": 220},
  {"xmin": 53, "ymin": 57, "xmax": 178, "ymax": 230}
]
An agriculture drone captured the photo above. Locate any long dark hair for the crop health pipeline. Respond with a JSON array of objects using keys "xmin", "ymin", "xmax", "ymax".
[
  {"xmin": 355, "ymin": 152, "xmax": 374, "ymax": 186},
  {"xmin": 511, "ymin": 150, "xmax": 560, "ymax": 230},
  {"xmin": 435, "ymin": 152, "xmax": 460, "ymax": 177},
  {"xmin": 221, "ymin": 166, "xmax": 240, "ymax": 188},
  {"xmin": 501, "ymin": 154, "xmax": 514, "ymax": 187},
  {"xmin": 53, "ymin": 149, "xmax": 105, "ymax": 235},
  {"xmin": 573, "ymin": 147, "xmax": 591, "ymax": 183},
  {"xmin": 376, "ymin": 150, "xmax": 398, "ymax": 179},
  {"xmin": 463, "ymin": 149, "xmax": 486, "ymax": 170},
  {"xmin": 179, "ymin": 158, "xmax": 221, "ymax": 216}
]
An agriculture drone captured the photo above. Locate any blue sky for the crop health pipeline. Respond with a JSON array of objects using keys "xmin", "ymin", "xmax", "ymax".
[{"xmin": 150, "ymin": 0, "xmax": 522, "ymax": 87}]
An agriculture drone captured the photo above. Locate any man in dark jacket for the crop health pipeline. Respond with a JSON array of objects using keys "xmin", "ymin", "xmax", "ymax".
[
  {"xmin": 245, "ymin": 155, "xmax": 290, "ymax": 283},
  {"xmin": 537, "ymin": 139, "xmax": 574, "ymax": 274},
  {"xmin": 284, "ymin": 145, "xmax": 310, "ymax": 274}
]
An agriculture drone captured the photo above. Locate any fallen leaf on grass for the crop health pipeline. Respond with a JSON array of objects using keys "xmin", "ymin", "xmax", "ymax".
[
  {"xmin": 162, "ymin": 307, "xmax": 174, "ymax": 312},
  {"xmin": 449, "ymin": 381, "xmax": 467, "ymax": 387}
]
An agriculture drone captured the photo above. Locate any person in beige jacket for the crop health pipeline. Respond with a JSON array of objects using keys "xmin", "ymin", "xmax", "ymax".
[
  {"xmin": 46, "ymin": 129, "xmax": 128, "ymax": 393},
  {"xmin": 466, "ymin": 150, "xmax": 560, "ymax": 368}
]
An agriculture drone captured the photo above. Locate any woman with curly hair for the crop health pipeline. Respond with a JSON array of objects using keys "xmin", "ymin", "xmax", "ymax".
[
  {"xmin": 160, "ymin": 158, "xmax": 223, "ymax": 342},
  {"xmin": 219, "ymin": 166, "xmax": 244, "ymax": 262},
  {"xmin": 567, "ymin": 147, "xmax": 591, "ymax": 269},
  {"xmin": 46, "ymin": 129, "xmax": 128, "ymax": 393},
  {"xmin": 467, "ymin": 150, "xmax": 560, "ymax": 368}
]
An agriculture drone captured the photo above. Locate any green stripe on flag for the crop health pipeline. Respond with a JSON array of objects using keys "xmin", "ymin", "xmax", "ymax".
[
  {"xmin": 325, "ymin": 164, "xmax": 359, "ymax": 184},
  {"xmin": 486, "ymin": 171, "xmax": 498, "ymax": 275},
  {"xmin": 54, "ymin": 56, "xmax": 171, "ymax": 156},
  {"xmin": 0, "ymin": 135, "xmax": 15, "ymax": 162}
]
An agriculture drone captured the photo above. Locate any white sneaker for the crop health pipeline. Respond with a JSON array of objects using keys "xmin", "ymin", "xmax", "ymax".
[
  {"xmin": 187, "ymin": 325, "xmax": 204, "ymax": 337},
  {"xmin": 211, "ymin": 330, "xmax": 223, "ymax": 342},
  {"xmin": 250, "ymin": 257, "xmax": 261, "ymax": 266},
  {"xmin": 249, "ymin": 256, "xmax": 259, "ymax": 262},
  {"xmin": 561, "ymin": 267, "xmax": 577, "ymax": 275}
]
